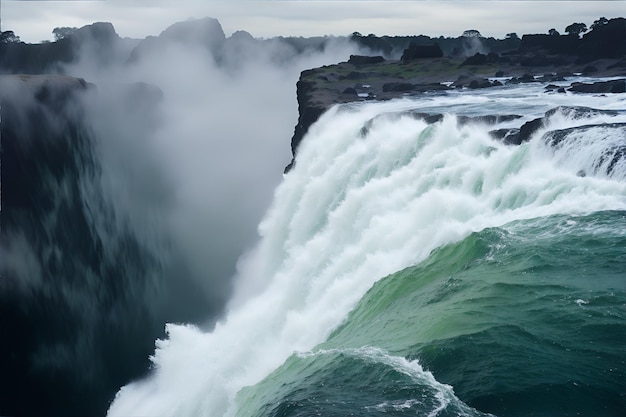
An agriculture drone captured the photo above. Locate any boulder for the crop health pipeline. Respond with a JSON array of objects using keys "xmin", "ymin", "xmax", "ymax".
[
  {"xmin": 506, "ymin": 73, "xmax": 540, "ymax": 84},
  {"xmin": 468, "ymin": 78, "xmax": 493, "ymax": 89},
  {"xmin": 489, "ymin": 128, "xmax": 521, "ymax": 144},
  {"xmin": 568, "ymin": 79, "xmax": 626, "ymax": 93},
  {"xmin": 348, "ymin": 55, "xmax": 385, "ymax": 65},
  {"xmin": 516, "ymin": 117, "xmax": 545, "ymax": 144}
]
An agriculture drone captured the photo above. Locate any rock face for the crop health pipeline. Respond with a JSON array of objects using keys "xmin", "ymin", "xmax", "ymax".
[
  {"xmin": 1, "ymin": 75, "xmax": 106, "ymax": 415},
  {"xmin": 0, "ymin": 75, "xmax": 94, "ymax": 211},
  {"xmin": 128, "ymin": 17, "xmax": 226, "ymax": 63},
  {"xmin": 0, "ymin": 75, "xmax": 175, "ymax": 417},
  {"xmin": 285, "ymin": 76, "xmax": 329, "ymax": 172},
  {"xmin": 159, "ymin": 16, "xmax": 226, "ymax": 46}
]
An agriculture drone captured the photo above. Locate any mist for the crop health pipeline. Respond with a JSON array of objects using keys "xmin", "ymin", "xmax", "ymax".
[
  {"xmin": 0, "ymin": 16, "xmax": 369, "ymax": 416},
  {"xmin": 64, "ymin": 18, "xmax": 366, "ymax": 323}
]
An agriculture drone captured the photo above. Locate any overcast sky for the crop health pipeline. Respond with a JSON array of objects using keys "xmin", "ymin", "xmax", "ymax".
[{"xmin": 2, "ymin": 1, "xmax": 624, "ymax": 43}]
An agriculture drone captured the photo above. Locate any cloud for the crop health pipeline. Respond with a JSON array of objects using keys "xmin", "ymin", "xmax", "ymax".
[
  {"xmin": 4, "ymin": 1, "xmax": 626, "ymax": 43},
  {"xmin": 58, "ymin": 18, "xmax": 366, "ymax": 324},
  {"xmin": 0, "ymin": 17, "xmax": 368, "ymax": 414}
]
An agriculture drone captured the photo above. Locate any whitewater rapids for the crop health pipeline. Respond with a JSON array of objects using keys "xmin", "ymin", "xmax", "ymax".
[{"xmin": 108, "ymin": 81, "xmax": 626, "ymax": 416}]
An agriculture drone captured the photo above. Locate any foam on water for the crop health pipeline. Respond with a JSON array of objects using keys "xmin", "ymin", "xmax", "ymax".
[
  {"xmin": 108, "ymin": 83, "xmax": 626, "ymax": 417},
  {"xmin": 297, "ymin": 346, "xmax": 490, "ymax": 416}
]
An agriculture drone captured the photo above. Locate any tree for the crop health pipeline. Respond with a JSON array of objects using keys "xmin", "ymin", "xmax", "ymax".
[
  {"xmin": 0, "ymin": 30, "xmax": 20, "ymax": 43},
  {"xmin": 506, "ymin": 32, "xmax": 519, "ymax": 40},
  {"xmin": 548, "ymin": 28, "xmax": 560, "ymax": 36},
  {"xmin": 52, "ymin": 26, "xmax": 77, "ymax": 41},
  {"xmin": 591, "ymin": 17, "xmax": 609, "ymax": 31},
  {"xmin": 564, "ymin": 22, "xmax": 587, "ymax": 37},
  {"xmin": 462, "ymin": 29, "xmax": 482, "ymax": 38}
]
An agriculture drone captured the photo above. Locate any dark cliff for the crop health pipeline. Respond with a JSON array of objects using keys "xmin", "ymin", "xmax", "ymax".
[
  {"xmin": 0, "ymin": 75, "xmax": 201, "ymax": 417},
  {"xmin": 0, "ymin": 75, "xmax": 142, "ymax": 416}
]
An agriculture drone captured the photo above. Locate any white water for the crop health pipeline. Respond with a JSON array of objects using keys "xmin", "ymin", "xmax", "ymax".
[
  {"xmin": 299, "ymin": 346, "xmax": 491, "ymax": 417},
  {"xmin": 108, "ymin": 83, "xmax": 626, "ymax": 417}
]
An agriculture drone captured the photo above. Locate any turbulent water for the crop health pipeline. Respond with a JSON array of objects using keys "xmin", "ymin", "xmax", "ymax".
[{"xmin": 105, "ymin": 79, "xmax": 626, "ymax": 417}]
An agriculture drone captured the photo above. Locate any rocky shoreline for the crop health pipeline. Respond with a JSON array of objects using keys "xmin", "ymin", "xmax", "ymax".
[
  {"xmin": 286, "ymin": 58, "xmax": 625, "ymax": 171},
  {"xmin": 287, "ymin": 18, "xmax": 626, "ymax": 171}
]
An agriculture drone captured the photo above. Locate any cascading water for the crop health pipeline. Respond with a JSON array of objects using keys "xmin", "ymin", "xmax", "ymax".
[{"xmin": 108, "ymin": 80, "xmax": 626, "ymax": 417}]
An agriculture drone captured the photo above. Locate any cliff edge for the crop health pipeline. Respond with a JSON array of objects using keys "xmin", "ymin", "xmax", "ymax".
[{"xmin": 286, "ymin": 18, "xmax": 626, "ymax": 171}]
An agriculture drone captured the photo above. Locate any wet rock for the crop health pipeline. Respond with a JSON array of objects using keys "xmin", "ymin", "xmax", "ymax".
[
  {"xmin": 408, "ymin": 112, "xmax": 444, "ymax": 124},
  {"xmin": 545, "ymin": 106, "xmax": 619, "ymax": 119},
  {"xmin": 489, "ymin": 128, "xmax": 521, "ymax": 144},
  {"xmin": 568, "ymin": 79, "xmax": 626, "ymax": 93},
  {"xmin": 515, "ymin": 117, "xmax": 545, "ymax": 144},
  {"xmin": 469, "ymin": 78, "xmax": 493, "ymax": 89},
  {"xmin": 542, "ymin": 123, "xmax": 626, "ymax": 176},
  {"xmin": 457, "ymin": 114, "xmax": 522, "ymax": 126}
]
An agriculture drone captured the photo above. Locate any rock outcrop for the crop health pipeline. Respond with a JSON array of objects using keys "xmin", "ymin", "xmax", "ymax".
[
  {"xmin": 348, "ymin": 55, "xmax": 385, "ymax": 65},
  {"xmin": 128, "ymin": 17, "xmax": 226, "ymax": 63},
  {"xmin": 286, "ymin": 18, "xmax": 626, "ymax": 171},
  {"xmin": 489, "ymin": 106, "xmax": 625, "ymax": 145},
  {"xmin": 568, "ymin": 79, "xmax": 626, "ymax": 93},
  {"xmin": 287, "ymin": 57, "xmax": 626, "ymax": 171},
  {"xmin": 542, "ymin": 123, "xmax": 626, "ymax": 177},
  {"xmin": 0, "ymin": 74, "xmax": 171, "ymax": 417}
]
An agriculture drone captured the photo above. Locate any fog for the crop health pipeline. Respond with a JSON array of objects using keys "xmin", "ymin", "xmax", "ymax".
[
  {"xmin": 0, "ymin": 17, "xmax": 371, "ymax": 415},
  {"xmin": 64, "ymin": 17, "xmax": 367, "ymax": 325}
]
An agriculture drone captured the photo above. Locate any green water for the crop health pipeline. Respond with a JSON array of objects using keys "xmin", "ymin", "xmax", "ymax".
[{"xmin": 237, "ymin": 211, "xmax": 626, "ymax": 416}]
